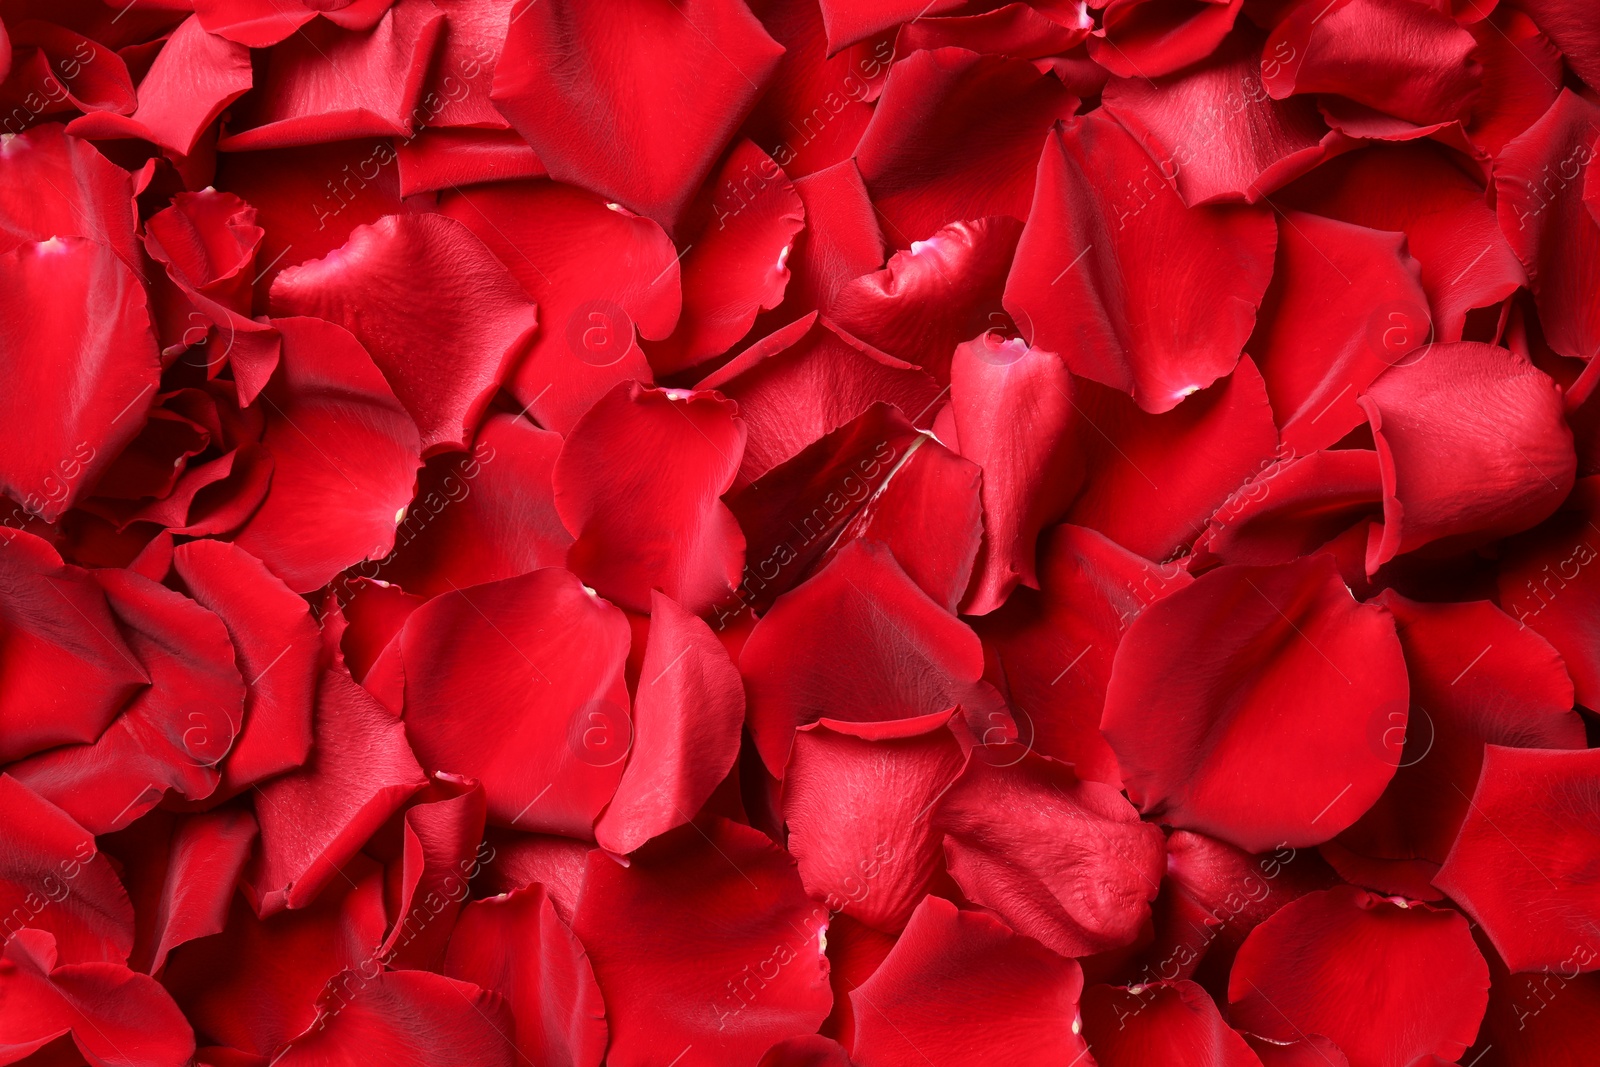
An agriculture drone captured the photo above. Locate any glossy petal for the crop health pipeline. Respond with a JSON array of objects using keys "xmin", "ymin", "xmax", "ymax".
[
  {"xmin": 1088, "ymin": 0, "xmax": 1244, "ymax": 79},
  {"xmin": 1080, "ymin": 980, "xmax": 1263, "ymax": 1067}
]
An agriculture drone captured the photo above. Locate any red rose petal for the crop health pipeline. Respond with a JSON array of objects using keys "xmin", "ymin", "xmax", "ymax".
[
  {"xmin": 937, "ymin": 749, "xmax": 1164, "ymax": 957},
  {"xmin": 897, "ymin": 4, "xmax": 1090, "ymax": 60},
  {"xmin": 0, "ymin": 531, "xmax": 147, "ymax": 762},
  {"xmin": 855, "ymin": 48, "xmax": 1078, "ymax": 246},
  {"xmin": 0, "ymin": 774, "xmax": 134, "ymax": 966},
  {"xmin": 1243, "ymin": 1035, "xmax": 1349, "ymax": 1067},
  {"xmin": 595, "ymin": 590, "xmax": 746, "ymax": 854},
  {"xmin": 848, "ymin": 895, "xmax": 1090, "ymax": 1067},
  {"xmin": 1464, "ymin": 5, "xmax": 1563, "ymax": 160},
  {"xmin": 421, "ymin": 0, "xmax": 513, "ymax": 129},
  {"xmin": 228, "ymin": 316, "xmax": 423, "ymax": 594},
  {"xmin": 437, "ymin": 179, "xmax": 680, "ymax": 435},
  {"xmin": 1102, "ymin": 24, "xmax": 1333, "ymax": 207},
  {"xmin": 1434, "ymin": 746, "xmax": 1600, "ymax": 974},
  {"xmin": 950, "ymin": 335, "xmax": 1083, "ymax": 613},
  {"xmin": 393, "ymin": 128, "xmax": 546, "ymax": 196},
  {"xmin": 399, "ymin": 568, "xmax": 631, "ymax": 835},
  {"xmin": 698, "ymin": 313, "xmax": 943, "ymax": 485},
  {"xmin": 1495, "ymin": 91, "xmax": 1600, "ymax": 362},
  {"xmin": 740, "ymin": 538, "xmax": 1012, "ymax": 777},
  {"xmin": 771, "ymin": 159, "xmax": 885, "ymax": 321},
  {"xmin": 473, "ymin": 830, "xmax": 592, "ymax": 917},
  {"xmin": 1087, "ymin": 0, "xmax": 1244, "ymax": 79},
  {"xmin": 1228, "ymin": 885, "xmax": 1489, "ymax": 1067},
  {"xmin": 1080, "ymin": 980, "xmax": 1262, "ymax": 1067},
  {"xmin": 1102, "ymin": 554, "xmax": 1409, "ymax": 852},
  {"xmin": 816, "ymin": 0, "xmax": 964, "ymax": 53},
  {"xmin": 377, "ymin": 773, "xmax": 487, "ymax": 971},
  {"xmin": 1251, "ymin": 210, "xmax": 1430, "ymax": 453},
  {"xmin": 781, "ymin": 711, "xmax": 967, "ymax": 932},
  {"xmin": 0, "ymin": 123, "xmax": 142, "ymax": 273},
  {"xmin": 829, "ymin": 216, "xmax": 1022, "ymax": 385},
  {"xmin": 194, "ymin": 0, "xmax": 397, "ymax": 47},
  {"xmin": 760, "ymin": 1034, "xmax": 858, "ymax": 1067},
  {"xmin": 1491, "ymin": 0, "xmax": 1600, "ymax": 92},
  {"xmin": 572, "ymin": 819, "xmax": 833, "ymax": 1067},
  {"xmin": 143, "ymin": 808, "xmax": 259, "ymax": 974},
  {"xmin": 1192, "ymin": 449, "xmax": 1383, "ymax": 569},
  {"xmin": 1360, "ymin": 342, "xmax": 1575, "ymax": 573},
  {"xmin": 491, "ymin": 0, "xmax": 785, "ymax": 227},
  {"xmin": 553, "ymin": 382, "xmax": 746, "ymax": 615},
  {"xmin": 0, "ymin": 234, "xmax": 159, "ymax": 521},
  {"xmin": 1004, "ymin": 113, "xmax": 1277, "ymax": 411},
  {"xmin": 1466, "ymin": 941, "xmax": 1600, "ymax": 1067},
  {"xmin": 445, "ymin": 883, "xmax": 607, "ymax": 1067}
]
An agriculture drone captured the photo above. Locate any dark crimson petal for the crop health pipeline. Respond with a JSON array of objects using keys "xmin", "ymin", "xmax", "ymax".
[
  {"xmin": 378, "ymin": 773, "xmax": 486, "ymax": 971},
  {"xmin": 780, "ymin": 711, "xmax": 967, "ymax": 932},
  {"xmin": 394, "ymin": 129, "xmax": 546, "ymax": 196},
  {"xmin": 770, "ymin": 160, "xmax": 885, "ymax": 323},
  {"xmin": 1277, "ymin": 141, "xmax": 1525, "ymax": 343},
  {"xmin": 1466, "ymin": 940, "xmax": 1600, "ymax": 1067},
  {"xmin": 553, "ymin": 383, "xmax": 746, "ymax": 615},
  {"xmin": 444, "ymin": 884, "xmax": 608, "ymax": 1067},
  {"xmin": 1359, "ymin": 342, "xmax": 1574, "ymax": 573},
  {"xmin": 491, "ymin": 0, "xmax": 785, "ymax": 228},
  {"xmin": 950, "ymin": 336, "xmax": 1082, "ymax": 614},
  {"xmin": 1004, "ymin": 114, "xmax": 1277, "ymax": 412},
  {"xmin": 245, "ymin": 660, "xmax": 426, "ymax": 916},
  {"xmin": 1263, "ymin": 0, "xmax": 1481, "ymax": 126},
  {"xmin": 274, "ymin": 971, "xmax": 515, "ymax": 1066},
  {"xmin": 740, "ymin": 538, "xmax": 1012, "ymax": 777},
  {"xmin": 1317, "ymin": 838, "xmax": 1443, "ymax": 902},
  {"xmin": 270, "ymin": 214, "xmax": 537, "ymax": 454},
  {"xmin": 1080, "ymin": 980, "xmax": 1262, "ymax": 1067},
  {"xmin": 1087, "ymin": 0, "xmax": 1244, "ymax": 79},
  {"xmin": 1495, "ymin": 91, "xmax": 1600, "ymax": 362},
  {"xmin": 572, "ymin": 819, "xmax": 832, "ymax": 1067},
  {"xmin": 1228, "ymin": 885, "xmax": 1489, "ymax": 1067},
  {"xmin": 977, "ymin": 524, "xmax": 1191, "ymax": 787},
  {"xmin": 421, "ymin": 0, "xmax": 513, "ymax": 129},
  {"xmin": 829, "ymin": 216, "xmax": 1022, "ymax": 385},
  {"xmin": 437, "ymin": 180, "xmax": 678, "ymax": 435},
  {"xmin": 725, "ymin": 404, "xmax": 923, "ymax": 615},
  {"xmin": 1339, "ymin": 594, "xmax": 1583, "ymax": 867},
  {"xmin": 0, "ymin": 124, "xmax": 141, "ymax": 272},
  {"xmin": 819, "ymin": 431, "xmax": 984, "ymax": 613},
  {"xmin": 1102, "ymin": 554, "xmax": 1408, "ymax": 852},
  {"xmin": 855, "ymin": 48, "xmax": 1078, "ymax": 246},
  {"xmin": 217, "ymin": 140, "xmax": 405, "ymax": 305},
  {"xmin": 0, "ymin": 930, "xmax": 194, "ymax": 1067},
  {"xmin": 646, "ymin": 140, "xmax": 805, "ymax": 375},
  {"xmin": 1251, "ymin": 211, "xmax": 1430, "ymax": 453},
  {"xmin": 1496, "ymin": 479, "xmax": 1600, "ymax": 706},
  {"xmin": 172, "ymin": 540, "xmax": 320, "ymax": 794},
  {"xmin": 937, "ymin": 750, "xmax": 1164, "ymax": 957},
  {"xmin": 1434, "ymin": 746, "xmax": 1600, "ymax": 974},
  {"xmin": 698, "ymin": 314, "xmax": 942, "ymax": 485},
  {"xmin": 0, "ymin": 235, "xmax": 159, "ymax": 521},
  {"xmin": 742, "ymin": 0, "xmax": 890, "ymax": 180},
  {"xmin": 194, "ymin": 0, "xmax": 396, "ymax": 47},
  {"xmin": 166, "ymin": 857, "xmax": 387, "ymax": 1057},
  {"xmin": 399, "ymin": 568, "xmax": 631, "ymax": 835},
  {"xmin": 364, "ymin": 413, "xmax": 571, "ymax": 599},
  {"xmin": 218, "ymin": 0, "xmax": 445, "ymax": 151},
  {"xmin": 229, "ymin": 316, "xmax": 423, "ymax": 594},
  {"xmin": 1066, "ymin": 358, "xmax": 1279, "ymax": 562},
  {"xmin": 1244, "ymin": 1034, "xmax": 1349, "ymax": 1067},
  {"xmin": 848, "ymin": 895, "xmax": 1089, "ymax": 1067},
  {"xmin": 760, "ymin": 1035, "xmax": 857, "ymax": 1067},
  {"xmin": 1464, "ymin": 6, "xmax": 1563, "ymax": 159},
  {"xmin": 0, "ymin": 532, "xmax": 146, "ymax": 762},
  {"xmin": 9, "ymin": 568, "xmax": 245, "ymax": 833},
  {"xmin": 0, "ymin": 774, "xmax": 134, "ymax": 966},
  {"xmin": 595, "ymin": 591, "xmax": 746, "ymax": 854},
  {"xmin": 1494, "ymin": 0, "xmax": 1600, "ymax": 91},
  {"xmin": 1102, "ymin": 24, "xmax": 1332, "ymax": 206},
  {"xmin": 473, "ymin": 830, "xmax": 592, "ymax": 915},
  {"xmin": 140, "ymin": 808, "xmax": 258, "ymax": 974},
  {"xmin": 1192, "ymin": 449, "xmax": 1383, "ymax": 569},
  {"xmin": 64, "ymin": 15, "xmax": 252, "ymax": 157}
]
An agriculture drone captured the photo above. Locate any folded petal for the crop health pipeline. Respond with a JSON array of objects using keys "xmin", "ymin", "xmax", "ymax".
[
  {"xmin": 399, "ymin": 568, "xmax": 632, "ymax": 835},
  {"xmin": 554, "ymin": 382, "xmax": 747, "ymax": 615},
  {"xmin": 1513, "ymin": 0, "xmax": 1600, "ymax": 91},
  {"xmin": 1004, "ymin": 114, "xmax": 1277, "ymax": 411},
  {"xmin": 378, "ymin": 773, "xmax": 487, "ymax": 971},
  {"xmin": 0, "ymin": 123, "xmax": 142, "ymax": 273},
  {"xmin": 1434, "ymin": 746, "xmax": 1600, "ymax": 974},
  {"xmin": 270, "ymin": 213, "xmax": 537, "ymax": 454},
  {"xmin": 1359, "ymin": 342, "xmax": 1575, "ymax": 572},
  {"xmin": 141, "ymin": 808, "xmax": 258, "ymax": 974},
  {"xmin": 491, "ymin": 0, "xmax": 785, "ymax": 227},
  {"xmin": 1228, "ymin": 885, "xmax": 1489, "ymax": 1067},
  {"xmin": 572, "ymin": 819, "xmax": 832, "ymax": 1067},
  {"xmin": 740, "ymin": 538, "xmax": 1011, "ymax": 777},
  {"xmin": 229, "ymin": 315, "xmax": 423, "ymax": 594},
  {"xmin": 772, "ymin": 159, "xmax": 885, "ymax": 321},
  {"xmin": 394, "ymin": 128, "xmax": 545, "ymax": 195},
  {"xmin": 1193, "ymin": 448, "xmax": 1383, "ymax": 568},
  {"xmin": 595, "ymin": 591, "xmax": 746, "ymax": 854},
  {"xmin": 1102, "ymin": 554, "xmax": 1409, "ymax": 852},
  {"xmin": 856, "ymin": 48, "xmax": 1079, "ymax": 245},
  {"xmin": 1080, "ymin": 980, "xmax": 1262, "ymax": 1067},
  {"xmin": 1088, "ymin": 0, "xmax": 1244, "ymax": 79},
  {"xmin": 1464, "ymin": 5, "xmax": 1563, "ymax": 159},
  {"xmin": 848, "ymin": 895, "xmax": 1090, "ymax": 1067},
  {"xmin": 195, "ymin": 0, "xmax": 397, "ymax": 47}
]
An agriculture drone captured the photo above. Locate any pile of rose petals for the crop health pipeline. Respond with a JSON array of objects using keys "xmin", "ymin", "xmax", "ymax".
[{"xmin": 4, "ymin": 0, "xmax": 1600, "ymax": 1064}]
